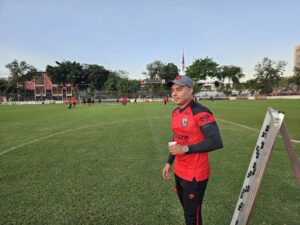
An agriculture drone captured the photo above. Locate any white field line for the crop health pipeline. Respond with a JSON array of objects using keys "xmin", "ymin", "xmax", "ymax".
[
  {"xmin": 218, "ymin": 119, "xmax": 300, "ymax": 144},
  {"xmin": 1, "ymin": 117, "xmax": 299, "ymax": 156},
  {"xmin": 0, "ymin": 119, "xmax": 144, "ymax": 156}
]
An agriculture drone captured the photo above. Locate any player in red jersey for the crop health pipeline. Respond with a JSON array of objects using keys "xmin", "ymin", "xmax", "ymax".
[
  {"xmin": 164, "ymin": 96, "xmax": 168, "ymax": 105},
  {"xmin": 121, "ymin": 97, "xmax": 127, "ymax": 105},
  {"xmin": 162, "ymin": 75, "xmax": 223, "ymax": 225},
  {"xmin": 71, "ymin": 97, "xmax": 77, "ymax": 108}
]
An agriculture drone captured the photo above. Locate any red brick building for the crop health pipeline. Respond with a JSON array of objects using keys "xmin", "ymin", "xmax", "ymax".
[{"xmin": 24, "ymin": 73, "xmax": 73, "ymax": 100}]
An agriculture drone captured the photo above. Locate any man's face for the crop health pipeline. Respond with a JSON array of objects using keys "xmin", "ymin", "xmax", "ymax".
[{"xmin": 171, "ymin": 83, "xmax": 193, "ymax": 107}]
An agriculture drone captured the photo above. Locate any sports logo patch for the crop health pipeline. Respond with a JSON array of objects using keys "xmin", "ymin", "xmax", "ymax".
[
  {"xmin": 200, "ymin": 114, "xmax": 211, "ymax": 123},
  {"xmin": 181, "ymin": 117, "xmax": 188, "ymax": 128},
  {"xmin": 189, "ymin": 194, "xmax": 195, "ymax": 199},
  {"xmin": 199, "ymin": 112, "xmax": 215, "ymax": 125}
]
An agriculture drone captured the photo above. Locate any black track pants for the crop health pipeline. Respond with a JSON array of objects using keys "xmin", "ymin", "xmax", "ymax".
[{"xmin": 175, "ymin": 175, "xmax": 208, "ymax": 225}]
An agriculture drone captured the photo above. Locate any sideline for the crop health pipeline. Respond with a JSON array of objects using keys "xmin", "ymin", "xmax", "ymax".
[{"xmin": 218, "ymin": 119, "xmax": 300, "ymax": 144}]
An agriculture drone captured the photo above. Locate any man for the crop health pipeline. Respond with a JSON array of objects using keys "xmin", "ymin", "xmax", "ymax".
[
  {"xmin": 164, "ymin": 96, "xmax": 168, "ymax": 105},
  {"xmin": 71, "ymin": 97, "xmax": 77, "ymax": 108},
  {"xmin": 162, "ymin": 75, "xmax": 223, "ymax": 225},
  {"xmin": 121, "ymin": 97, "xmax": 127, "ymax": 105}
]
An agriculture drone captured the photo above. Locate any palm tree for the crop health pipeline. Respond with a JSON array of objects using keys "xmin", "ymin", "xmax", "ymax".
[{"xmin": 220, "ymin": 66, "xmax": 245, "ymax": 87}]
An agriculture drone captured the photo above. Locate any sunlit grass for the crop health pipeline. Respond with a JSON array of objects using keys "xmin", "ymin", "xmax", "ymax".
[{"xmin": 0, "ymin": 100, "xmax": 299, "ymax": 224}]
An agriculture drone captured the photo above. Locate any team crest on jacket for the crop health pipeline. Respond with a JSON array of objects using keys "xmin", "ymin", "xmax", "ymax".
[{"xmin": 181, "ymin": 117, "xmax": 188, "ymax": 128}]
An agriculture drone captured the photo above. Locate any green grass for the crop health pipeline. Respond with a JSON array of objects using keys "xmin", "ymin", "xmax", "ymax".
[{"xmin": 0, "ymin": 100, "xmax": 299, "ymax": 225}]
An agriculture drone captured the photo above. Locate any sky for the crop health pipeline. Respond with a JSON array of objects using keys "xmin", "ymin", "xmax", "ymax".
[{"xmin": 0, "ymin": 0, "xmax": 299, "ymax": 81}]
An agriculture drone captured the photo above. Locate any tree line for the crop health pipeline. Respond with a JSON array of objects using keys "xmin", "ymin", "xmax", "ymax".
[
  {"xmin": 145, "ymin": 57, "xmax": 300, "ymax": 95},
  {"xmin": 1, "ymin": 57, "xmax": 300, "ymax": 100},
  {"xmin": 0, "ymin": 60, "xmax": 142, "ymax": 99}
]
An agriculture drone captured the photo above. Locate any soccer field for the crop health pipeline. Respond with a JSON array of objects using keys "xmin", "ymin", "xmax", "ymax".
[{"xmin": 1, "ymin": 100, "xmax": 299, "ymax": 225}]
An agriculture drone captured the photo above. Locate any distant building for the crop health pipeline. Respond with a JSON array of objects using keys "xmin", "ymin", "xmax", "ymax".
[
  {"xmin": 197, "ymin": 78, "xmax": 223, "ymax": 91},
  {"xmin": 294, "ymin": 45, "xmax": 300, "ymax": 68},
  {"xmin": 25, "ymin": 72, "xmax": 73, "ymax": 100}
]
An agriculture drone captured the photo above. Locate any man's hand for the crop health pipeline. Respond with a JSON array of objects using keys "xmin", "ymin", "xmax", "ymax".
[
  {"xmin": 162, "ymin": 163, "xmax": 172, "ymax": 180},
  {"xmin": 168, "ymin": 144, "xmax": 185, "ymax": 155}
]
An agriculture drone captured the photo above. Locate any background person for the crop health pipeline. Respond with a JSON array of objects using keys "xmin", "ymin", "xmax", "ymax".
[
  {"xmin": 71, "ymin": 97, "xmax": 77, "ymax": 108},
  {"xmin": 121, "ymin": 97, "xmax": 127, "ymax": 105},
  {"xmin": 164, "ymin": 96, "xmax": 168, "ymax": 105}
]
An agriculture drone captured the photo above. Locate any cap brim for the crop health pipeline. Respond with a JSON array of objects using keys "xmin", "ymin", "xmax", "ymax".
[
  {"xmin": 167, "ymin": 81, "xmax": 174, "ymax": 87},
  {"xmin": 167, "ymin": 80, "xmax": 193, "ymax": 88},
  {"xmin": 167, "ymin": 80, "xmax": 186, "ymax": 87}
]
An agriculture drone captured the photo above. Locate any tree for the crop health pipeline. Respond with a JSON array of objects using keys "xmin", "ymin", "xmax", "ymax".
[
  {"xmin": 214, "ymin": 81, "xmax": 221, "ymax": 91},
  {"xmin": 46, "ymin": 61, "xmax": 83, "ymax": 85},
  {"xmin": 118, "ymin": 79, "xmax": 128, "ymax": 96},
  {"xmin": 220, "ymin": 65, "xmax": 245, "ymax": 87},
  {"xmin": 289, "ymin": 67, "xmax": 300, "ymax": 86},
  {"xmin": 245, "ymin": 79, "xmax": 259, "ymax": 95},
  {"xmin": 254, "ymin": 57, "xmax": 287, "ymax": 94},
  {"xmin": 5, "ymin": 59, "xmax": 36, "ymax": 79},
  {"xmin": 145, "ymin": 60, "xmax": 165, "ymax": 96},
  {"xmin": 5, "ymin": 59, "xmax": 37, "ymax": 85},
  {"xmin": 192, "ymin": 83, "xmax": 202, "ymax": 94},
  {"xmin": 159, "ymin": 63, "xmax": 179, "ymax": 92},
  {"xmin": 185, "ymin": 57, "xmax": 219, "ymax": 81},
  {"xmin": 234, "ymin": 82, "xmax": 247, "ymax": 94},
  {"xmin": 85, "ymin": 64, "xmax": 110, "ymax": 91},
  {"xmin": 146, "ymin": 60, "xmax": 164, "ymax": 79},
  {"xmin": 159, "ymin": 63, "xmax": 179, "ymax": 82},
  {"xmin": 103, "ymin": 72, "xmax": 122, "ymax": 92},
  {"xmin": 124, "ymin": 79, "xmax": 140, "ymax": 97},
  {"xmin": 102, "ymin": 71, "xmax": 140, "ymax": 97},
  {"xmin": 115, "ymin": 71, "xmax": 140, "ymax": 97},
  {"xmin": 278, "ymin": 77, "xmax": 290, "ymax": 90},
  {"xmin": 0, "ymin": 78, "xmax": 10, "ymax": 95}
]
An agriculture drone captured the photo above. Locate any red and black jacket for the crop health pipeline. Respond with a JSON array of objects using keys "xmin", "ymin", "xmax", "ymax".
[{"xmin": 167, "ymin": 100, "xmax": 223, "ymax": 181}]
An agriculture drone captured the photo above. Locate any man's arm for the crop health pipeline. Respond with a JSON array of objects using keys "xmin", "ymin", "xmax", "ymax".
[
  {"xmin": 167, "ymin": 153, "xmax": 175, "ymax": 164},
  {"xmin": 167, "ymin": 133, "xmax": 176, "ymax": 164},
  {"xmin": 163, "ymin": 138, "xmax": 175, "ymax": 180},
  {"xmin": 187, "ymin": 122, "xmax": 223, "ymax": 153}
]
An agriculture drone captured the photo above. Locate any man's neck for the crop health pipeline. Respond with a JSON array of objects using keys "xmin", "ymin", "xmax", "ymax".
[{"xmin": 178, "ymin": 99, "xmax": 193, "ymax": 109}]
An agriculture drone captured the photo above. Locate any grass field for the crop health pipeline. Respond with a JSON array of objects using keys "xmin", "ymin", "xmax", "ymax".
[{"xmin": 0, "ymin": 100, "xmax": 300, "ymax": 225}]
